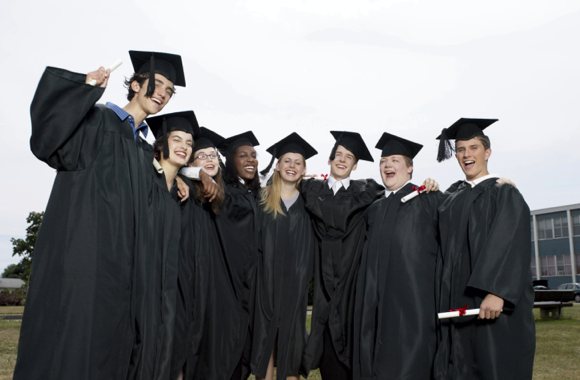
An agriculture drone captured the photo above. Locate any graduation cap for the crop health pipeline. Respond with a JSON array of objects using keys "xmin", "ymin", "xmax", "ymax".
[
  {"xmin": 260, "ymin": 132, "xmax": 318, "ymax": 175},
  {"xmin": 375, "ymin": 132, "xmax": 423, "ymax": 159},
  {"xmin": 330, "ymin": 131, "xmax": 374, "ymax": 162},
  {"xmin": 146, "ymin": 110, "xmax": 199, "ymax": 159},
  {"xmin": 193, "ymin": 127, "xmax": 226, "ymax": 152},
  {"xmin": 436, "ymin": 118, "xmax": 498, "ymax": 162},
  {"xmin": 219, "ymin": 131, "xmax": 260, "ymax": 157},
  {"xmin": 129, "ymin": 50, "xmax": 186, "ymax": 97}
]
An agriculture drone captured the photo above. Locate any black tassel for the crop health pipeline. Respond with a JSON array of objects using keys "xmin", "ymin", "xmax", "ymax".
[
  {"xmin": 162, "ymin": 118, "xmax": 170, "ymax": 159},
  {"xmin": 146, "ymin": 55, "xmax": 155, "ymax": 97},
  {"xmin": 328, "ymin": 142, "xmax": 338, "ymax": 161},
  {"xmin": 259, "ymin": 150, "xmax": 276, "ymax": 176},
  {"xmin": 436, "ymin": 128, "xmax": 454, "ymax": 162}
]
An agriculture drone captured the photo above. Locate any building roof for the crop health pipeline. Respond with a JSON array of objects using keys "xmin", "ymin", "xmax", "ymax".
[
  {"xmin": 531, "ymin": 203, "xmax": 580, "ymax": 216},
  {"xmin": 0, "ymin": 278, "xmax": 25, "ymax": 289}
]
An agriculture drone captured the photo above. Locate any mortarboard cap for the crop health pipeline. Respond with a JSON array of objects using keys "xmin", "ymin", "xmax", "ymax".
[
  {"xmin": 129, "ymin": 50, "xmax": 186, "ymax": 97},
  {"xmin": 193, "ymin": 127, "xmax": 226, "ymax": 152},
  {"xmin": 147, "ymin": 111, "xmax": 199, "ymax": 159},
  {"xmin": 330, "ymin": 131, "xmax": 374, "ymax": 162},
  {"xmin": 220, "ymin": 131, "xmax": 260, "ymax": 156},
  {"xmin": 260, "ymin": 132, "xmax": 318, "ymax": 175},
  {"xmin": 267, "ymin": 132, "xmax": 318, "ymax": 160},
  {"xmin": 147, "ymin": 110, "xmax": 199, "ymax": 140},
  {"xmin": 436, "ymin": 118, "xmax": 498, "ymax": 162},
  {"xmin": 375, "ymin": 132, "xmax": 423, "ymax": 159}
]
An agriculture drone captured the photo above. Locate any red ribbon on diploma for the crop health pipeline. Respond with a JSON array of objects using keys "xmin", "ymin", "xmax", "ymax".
[
  {"xmin": 450, "ymin": 305, "xmax": 469, "ymax": 316},
  {"xmin": 321, "ymin": 173, "xmax": 329, "ymax": 181},
  {"xmin": 411, "ymin": 185, "xmax": 426, "ymax": 192}
]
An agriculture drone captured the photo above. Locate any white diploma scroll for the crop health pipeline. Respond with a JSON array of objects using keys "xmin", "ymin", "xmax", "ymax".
[
  {"xmin": 401, "ymin": 185, "xmax": 426, "ymax": 203},
  {"xmin": 88, "ymin": 60, "xmax": 123, "ymax": 86},
  {"xmin": 438, "ymin": 308, "xmax": 480, "ymax": 319}
]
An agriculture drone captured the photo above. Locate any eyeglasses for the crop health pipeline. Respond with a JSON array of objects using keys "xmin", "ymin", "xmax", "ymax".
[{"xmin": 195, "ymin": 153, "xmax": 219, "ymax": 161}]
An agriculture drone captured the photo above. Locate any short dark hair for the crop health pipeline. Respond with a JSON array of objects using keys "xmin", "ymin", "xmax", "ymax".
[
  {"xmin": 152, "ymin": 136, "xmax": 167, "ymax": 160},
  {"xmin": 328, "ymin": 143, "xmax": 359, "ymax": 163},
  {"xmin": 124, "ymin": 73, "xmax": 150, "ymax": 101}
]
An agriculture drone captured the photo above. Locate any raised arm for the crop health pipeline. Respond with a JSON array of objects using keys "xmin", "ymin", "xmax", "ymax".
[{"xmin": 30, "ymin": 66, "xmax": 106, "ymax": 169}]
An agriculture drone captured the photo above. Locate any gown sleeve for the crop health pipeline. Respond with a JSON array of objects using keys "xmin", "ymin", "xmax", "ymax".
[
  {"xmin": 466, "ymin": 184, "xmax": 532, "ymax": 307},
  {"xmin": 30, "ymin": 66, "xmax": 106, "ymax": 170}
]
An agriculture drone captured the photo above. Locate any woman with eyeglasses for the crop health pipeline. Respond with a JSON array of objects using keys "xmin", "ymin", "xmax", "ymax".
[{"xmin": 171, "ymin": 127, "xmax": 244, "ymax": 380}]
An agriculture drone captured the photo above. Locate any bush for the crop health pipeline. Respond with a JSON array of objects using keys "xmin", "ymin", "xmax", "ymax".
[{"xmin": 0, "ymin": 289, "xmax": 25, "ymax": 306}]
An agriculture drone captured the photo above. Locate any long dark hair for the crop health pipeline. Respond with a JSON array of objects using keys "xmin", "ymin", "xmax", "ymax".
[{"xmin": 192, "ymin": 170, "xmax": 225, "ymax": 214}]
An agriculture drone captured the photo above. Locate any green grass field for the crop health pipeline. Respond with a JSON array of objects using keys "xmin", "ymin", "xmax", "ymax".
[{"xmin": 2, "ymin": 305, "xmax": 579, "ymax": 380}]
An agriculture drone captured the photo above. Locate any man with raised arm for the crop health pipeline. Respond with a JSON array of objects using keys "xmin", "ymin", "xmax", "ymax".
[{"xmin": 15, "ymin": 51, "xmax": 186, "ymax": 380}]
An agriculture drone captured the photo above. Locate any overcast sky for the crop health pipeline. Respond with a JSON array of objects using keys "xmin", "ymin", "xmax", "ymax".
[{"xmin": 1, "ymin": 0, "xmax": 580, "ymax": 270}]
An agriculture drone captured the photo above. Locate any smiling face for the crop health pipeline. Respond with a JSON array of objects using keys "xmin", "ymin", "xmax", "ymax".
[
  {"xmin": 329, "ymin": 145, "xmax": 357, "ymax": 180},
  {"xmin": 164, "ymin": 130, "xmax": 193, "ymax": 168},
  {"xmin": 233, "ymin": 145, "xmax": 258, "ymax": 181},
  {"xmin": 192, "ymin": 147, "xmax": 220, "ymax": 177},
  {"xmin": 380, "ymin": 154, "xmax": 413, "ymax": 191},
  {"xmin": 455, "ymin": 137, "xmax": 491, "ymax": 181},
  {"xmin": 132, "ymin": 73, "xmax": 175, "ymax": 115},
  {"xmin": 276, "ymin": 152, "xmax": 306, "ymax": 184}
]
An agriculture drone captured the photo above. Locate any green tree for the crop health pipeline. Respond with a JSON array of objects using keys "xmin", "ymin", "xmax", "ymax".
[
  {"xmin": 7, "ymin": 211, "xmax": 44, "ymax": 283},
  {"xmin": 1, "ymin": 262, "xmax": 27, "ymax": 278}
]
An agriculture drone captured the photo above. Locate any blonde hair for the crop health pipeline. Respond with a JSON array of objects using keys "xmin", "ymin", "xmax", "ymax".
[{"xmin": 260, "ymin": 157, "xmax": 305, "ymax": 218}]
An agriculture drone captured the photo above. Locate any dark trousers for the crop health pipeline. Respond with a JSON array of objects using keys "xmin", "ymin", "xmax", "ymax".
[{"xmin": 319, "ymin": 327, "xmax": 351, "ymax": 380}]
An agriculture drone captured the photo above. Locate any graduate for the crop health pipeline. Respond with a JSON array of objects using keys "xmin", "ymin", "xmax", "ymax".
[
  {"xmin": 143, "ymin": 111, "xmax": 197, "ymax": 380},
  {"xmin": 251, "ymin": 133, "xmax": 318, "ymax": 380},
  {"xmin": 216, "ymin": 131, "xmax": 262, "ymax": 379},
  {"xmin": 172, "ymin": 127, "xmax": 243, "ymax": 379},
  {"xmin": 353, "ymin": 132, "xmax": 444, "ymax": 380},
  {"xmin": 301, "ymin": 131, "xmax": 383, "ymax": 379},
  {"xmin": 433, "ymin": 118, "xmax": 535, "ymax": 380},
  {"xmin": 15, "ymin": 51, "xmax": 186, "ymax": 380}
]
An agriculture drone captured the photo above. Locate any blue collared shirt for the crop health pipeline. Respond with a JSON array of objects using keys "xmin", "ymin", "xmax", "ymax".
[{"xmin": 106, "ymin": 102, "xmax": 149, "ymax": 140}]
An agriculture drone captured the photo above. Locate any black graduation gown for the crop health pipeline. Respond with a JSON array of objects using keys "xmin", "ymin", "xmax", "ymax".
[
  {"xmin": 14, "ymin": 67, "xmax": 177, "ymax": 380},
  {"xmin": 130, "ymin": 172, "xmax": 181, "ymax": 380},
  {"xmin": 353, "ymin": 183, "xmax": 444, "ymax": 380},
  {"xmin": 434, "ymin": 178, "xmax": 535, "ymax": 380},
  {"xmin": 215, "ymin": 182, "xmax": 261, "ymax": 378},
  {"xmin": 301, "ymin": 178, "xmax": 384, "ymax": 370},
  {"xmin": 172, "ymin": 179, "xmax": 242, "ymax": 380},
  {"xmin": 251, "ymin": 195, "xmax": 317, "ymax": 379}
]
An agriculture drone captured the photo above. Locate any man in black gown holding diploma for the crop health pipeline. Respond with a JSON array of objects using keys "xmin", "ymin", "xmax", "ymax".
[{"xmin": 433, "ymin": 118, "xmax": 535, "ymax": 380}]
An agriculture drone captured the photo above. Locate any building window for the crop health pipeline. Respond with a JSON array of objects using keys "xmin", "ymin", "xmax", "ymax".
[
  {"xmin": 536, "ymin": 212, "xmax": 569, "ymax": 240},
  {"xmin": 558, "ymin": 255, "xmax": 572, "ymax": 276},
  {"xmin": 537, "ymin": 215, "xmax": 553, "ymax": 240},
  {"xmin": 553, "ymin": 214, "xmax": 569, "ymax": 238},
  {"xmin": 572, "ymin": 210, "xmax": 580, "ymax": 236},
  {"xmin": 540, "ymin": 255, "xmax": 557, "ymax": 276},
  {"xmin": 539, "ymin": 254, "xmax": 572, "ymax": 277}
]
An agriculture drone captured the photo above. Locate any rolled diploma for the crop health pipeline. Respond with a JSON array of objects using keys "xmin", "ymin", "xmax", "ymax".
[
  {"xmin": 438, "ymin": 308, "xmax": 480, "ymax": 319},
  {"xmin": 88, "ymin": 59, "xmax": 123, "ymax": 86},
  {"xmin": 401, "ymin": 190, "xmax": 420, "ymax": 203}
]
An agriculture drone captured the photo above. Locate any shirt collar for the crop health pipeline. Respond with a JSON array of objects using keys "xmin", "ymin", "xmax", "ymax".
[
  {"xmin": 327, "ymin": 176, "xmax": 351, "ymax": 190},
  {"xmin": 466, "ymin": 174, "xmax": 495, "ymax": 188},
  {"xmin": 106, "ymin": 102, "xmax": 149, "ymax": 138},
  {"xmin": 385, "ymin": 180, "xmax": 412, "ymax": 198}
]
